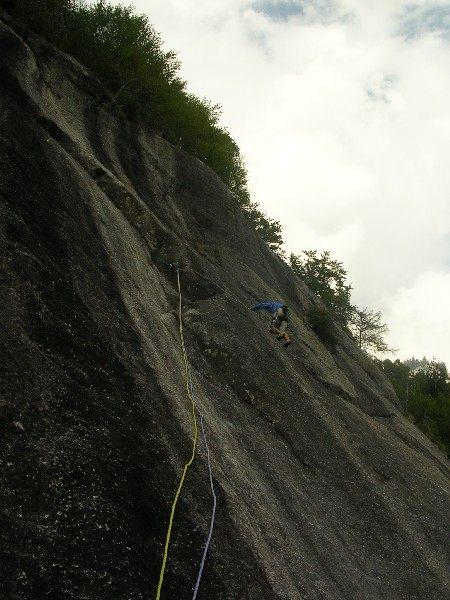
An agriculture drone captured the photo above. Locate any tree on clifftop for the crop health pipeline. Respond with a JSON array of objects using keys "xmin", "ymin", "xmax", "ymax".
[
  {"xmin": 349, "ymin": 307, "xmax": 395, "ymax": 354},
  {"xmin": 290, "ymin": 250, "xmax": 353, "ymax": 323},
  {"xmin": 2, "ymin": 0, "xmax": 284, "ymax": 251},
  {"xmin": 289, "ymin": 250, "xmax": 395, "ymax": 355}
]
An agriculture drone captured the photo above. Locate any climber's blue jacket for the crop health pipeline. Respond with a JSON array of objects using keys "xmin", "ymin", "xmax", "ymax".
[{"xmin": 251, "ymin": 301, "xmax": 285, "ymax": 315}]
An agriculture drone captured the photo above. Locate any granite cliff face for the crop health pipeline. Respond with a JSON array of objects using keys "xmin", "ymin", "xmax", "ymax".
[{"xmin": 0, "ymin": 12, "xmax": 449, "ymax": 600}]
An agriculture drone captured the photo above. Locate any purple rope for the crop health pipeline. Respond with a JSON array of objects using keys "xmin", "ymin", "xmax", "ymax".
[
  {"xmin": 188, "ymin": 375, "xmax": 217, "ymax": 600},
  {"xmin": 192, "ymin": 413, "xmax": 217, "ymax": 599}
]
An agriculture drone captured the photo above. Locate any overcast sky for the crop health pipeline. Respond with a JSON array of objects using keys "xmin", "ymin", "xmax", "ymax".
[{"xmin": 111, "ymin": 0, "xmax": 450, "ymax": 366}]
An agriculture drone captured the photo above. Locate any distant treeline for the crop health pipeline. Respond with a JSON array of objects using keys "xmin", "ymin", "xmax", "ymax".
[
  {"xmin": 2, "ymin": 0, "xmax": 283, "ymax": 250},
  {"xmin": 377, "ymin": 358, "xmax": 449, "ymax": 457}
]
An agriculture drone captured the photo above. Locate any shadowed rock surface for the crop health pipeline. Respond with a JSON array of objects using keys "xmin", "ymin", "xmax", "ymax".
[{"xmin": 0, "ymin": 12, "xmax": 449, "ymax": 600}]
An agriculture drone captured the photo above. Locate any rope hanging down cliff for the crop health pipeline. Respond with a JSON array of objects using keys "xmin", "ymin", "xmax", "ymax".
[
  {"xmin": 189, "ymin": 378, "xmax": 218, "ymax": 600},
  {"xmin": 155, "ymin": 267, "xmax": 218, "ymax": 600},
  {"xmin": 155, "ymin": 268, "xmax": 199, "ymax": 600}
]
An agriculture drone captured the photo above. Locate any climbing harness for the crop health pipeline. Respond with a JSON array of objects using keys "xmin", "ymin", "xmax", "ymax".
[{"xmin": 155, "ymin": 268, "xmax": 199, "ymax": 600}]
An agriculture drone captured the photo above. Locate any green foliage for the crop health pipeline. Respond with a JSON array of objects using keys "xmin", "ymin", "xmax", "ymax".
[
  {"xmin": 243, "ymin": 201, "xmax": 283, "ymax": 251},
  {"xmin": 305, "ymin": 305, "xmax": 336, "ymax": 348},
  {"xmin": 2, "ymin": 0, "xmax": 282, "ymax": 249},
  {"xmin": 290, "ymin": 250, "xmax": 352, "ymax": 323},
  {"xmin": 414, "ymin": 361, "xmax": 448, "ymax": 397},
  {"xmin": 378, "ymin": 358, "xmax": 450, "ymax": 456},
  {"xmin": 349, "ymin": 307, "xmax": 395, "ymax": 354},
  {"xmin": 376, "ymin": 358, "xmax": 410, "ymax": 400},
  {"xmin": 289, "ymin": 251, "xmax": 394, "ymax": 354}
]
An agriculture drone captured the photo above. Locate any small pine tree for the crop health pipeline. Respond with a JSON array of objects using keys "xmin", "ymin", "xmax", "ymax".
[{"xmin": 349, "ymin": 307, "xmax": 394, "ymax": 354}]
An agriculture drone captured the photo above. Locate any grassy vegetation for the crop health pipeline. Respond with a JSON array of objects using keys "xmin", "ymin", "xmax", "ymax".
[{"xmin": 2, "ymin": 0, "xmax": 283, "ymax": 250}]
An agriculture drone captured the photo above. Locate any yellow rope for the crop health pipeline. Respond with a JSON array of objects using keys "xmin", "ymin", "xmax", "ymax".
[{"xmin": 155, "ymin": 269, "xmax": 199, "ymax": 600}]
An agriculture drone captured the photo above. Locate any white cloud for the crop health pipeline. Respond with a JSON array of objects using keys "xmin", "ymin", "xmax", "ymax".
[
  {"xmin": 111, "ymin": 0, "xmax": 450, "ymax": 364},
  {"xmin": 383, "ymin": 272, "xmax": 450, "ymax": 367}
]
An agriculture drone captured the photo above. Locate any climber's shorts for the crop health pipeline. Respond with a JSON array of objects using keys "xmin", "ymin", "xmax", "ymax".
[{"xmin": 270, "ymin": 308, "xmax": 288, "ymax": 333}]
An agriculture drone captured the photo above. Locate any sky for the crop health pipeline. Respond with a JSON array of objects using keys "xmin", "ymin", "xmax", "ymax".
[{"xmin": 110, "ymin": 0, "xmax": 450, "ymax": 366}]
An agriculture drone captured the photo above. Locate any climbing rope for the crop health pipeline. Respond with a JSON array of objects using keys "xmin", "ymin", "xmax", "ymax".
[
  {"xmin": 188, "ymin": 265, "xmax": 252, "ymax": 312},
  {"xmin": 152, "ymin": 252, "xmax": 254, "ymax": 313},
  {"xmin": 191, "ymin": 394, "xmax": 217, "ymax": 599},
  {"xmin": 189, "ymin": 263, "xmax": 306, "ymax": 342},
  {"xmin": 153, "ymin": 252, "xmax": 306, "ymax": 345},
  {"xmin": 155, "ymin": 268, "xmax": 199, "ymax": 600}
]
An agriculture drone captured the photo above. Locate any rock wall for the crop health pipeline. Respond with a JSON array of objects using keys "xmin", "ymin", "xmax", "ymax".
[{"xmin": 0, "ymin": 12, "xmax": 448, "ymax": 600}]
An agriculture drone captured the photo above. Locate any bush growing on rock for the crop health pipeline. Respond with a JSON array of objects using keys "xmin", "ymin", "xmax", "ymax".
[
  {"xmin": 2, "ymin": 0, "xmax": 283, "ymax": 251},
  {"xmin": 305, "ymin": 305, "xmax": 336, "ymax": 348}
]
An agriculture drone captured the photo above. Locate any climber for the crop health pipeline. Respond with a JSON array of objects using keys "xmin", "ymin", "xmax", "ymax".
[{"xmin": 251, "ymin": 301, "xmax": 291, "ymax": 348}]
